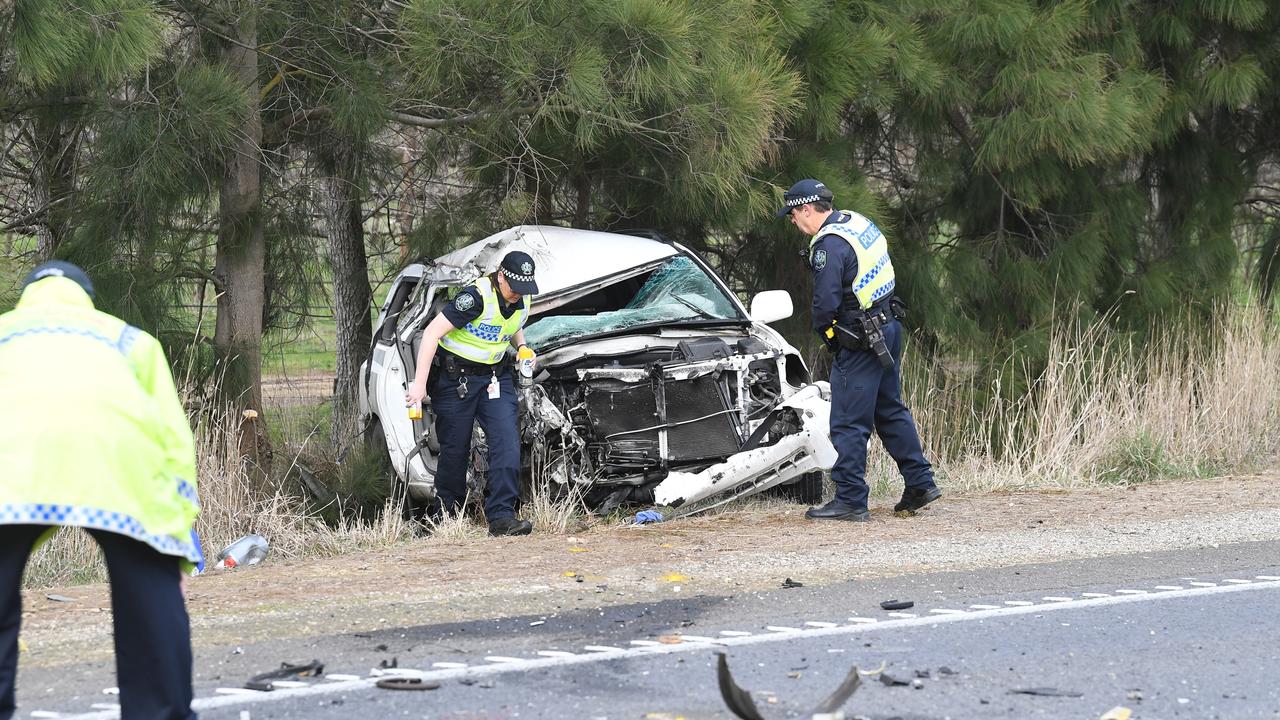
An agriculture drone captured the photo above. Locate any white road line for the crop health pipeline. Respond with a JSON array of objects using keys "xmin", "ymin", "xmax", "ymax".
[
  {"xmin": 1042, "ymin": 596, "xmax": 1073, "ymax": 602},
  {"xmin": 483, "ymin": 656, "xmax": 523, "ymax": 663},
  {"xmin": 583, "ymin": 645, "xmax": 623, "ymax": 653},
  {"xmin": 846, "ymin": 617, "xmax": 878, "ymax": 624},
  {"xmin": 325, "ymin": 674, "xmax": 362, "ymax": 681},
  {"xmin": 968, "ymin": 604, "xmax": 1000, "ymax": 610},
  {"xmin": 628, "ymin": 640, "xmax": 661, "ymax": 647},
  {"xmin": 431, "ymin": 662, "xmax": 468, "ymax": 669},
  {"xmin": 675, "ymin": 635, "xmax": 718, "ymax": 643},
  {"xmin": 214, "ymin": 688, "xmax": 259, "ymax": 696},
  {"xmin": 719, "ymin": 630, "xmax": 752, "ymax": 637},
  {"xmin": 887, "ymin": 612, "xmax": 917, "ymax": 618},
  {"xmin": 1080, "ymin": 593, "xmax": 1111, "ymax": 598},
  {"xmin": 766, "ymin": 626, "xmax": 800, "ymax": 632},
  {"xmin": 63, "ymin": 578, "xmax": 1280, "ymax": 720},
  {"xmin": 1003, "ymin": 600, "xmax": 1035, "ymax": 606},
  {"xmin": 1224, "ymin": 579, "xmax": 1252, "ymax": 584},
  {"xmin": 929, "ymin": 609, "xmax": 967, "ymax": 615},
  {"xmin": 1258, "ymin": 575, "xmax": 1280, "ymax": 581},
  {"xmin": 535, "ymin": 651, "xmax": 576, "ymax": 658},
  {"xmin": 88, "ymin": 706, "xmax": 118, "ymax": 712},
  {"xmin": 30, "ymin": 712, "xmax": 63, "ymax": 719},
  {"xmin": 804, "ymin": 621, "xmax": 838, "ymax": 628},
  {"xmin": 1115, "ymin": 589, "xmax": 1148, "ymax": 595},
  {"xmin": 1153, "ymin": 585, "xmax": 1183, "ymax": 590},
  {"xmin": 1188, "ymin": 582, "xmax": 1217, "ymax": 587}
]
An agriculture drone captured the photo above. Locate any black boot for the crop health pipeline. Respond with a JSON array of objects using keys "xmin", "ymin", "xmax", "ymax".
[
  {"xmin": 488, "ymin": 517, "xmax": 533, "ymax": 536},
  {"xmin": 804, "ymin": 500, "xmax": 870, "ymax": 522},
  {"xmin": 894, "ymin": 485, "xmax": 942, "ymax": 513}
]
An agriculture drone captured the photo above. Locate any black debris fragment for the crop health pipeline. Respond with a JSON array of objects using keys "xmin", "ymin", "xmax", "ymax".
[
  {"xmin": 879, "ymin": 599, "xmax": 914, "ymax": 611},
  {"xmin": 914, "ymin": 669, "xmax": 931, "ymax": 679},
  {"xmin": 244, "ymin": 660, "xmax": 325, "ymax": 691},
  {"xmin": 374, "ymin": 644, "xmax": 389, "ymax": 652},
  {"xmin": 716, "ymin": 652, "xmax": 862, "ymax": 719},
  {"xmin": 782, "ymin": 578, "xmax": 804, "ymax": 589},
  {"xmin": 376, "ymin": 677, "xmax": 439, "ymax": 691},
  {"xmin": 379, "ymin": 657, "xmax": 398, "ymax": 669},
  {"xmin": 938, "ymin": 666, "xmax": 958, "ymax": 676},
  {"xmin": 1009, "ymin": 687, "xmax": 1084, "ymax": 698}
]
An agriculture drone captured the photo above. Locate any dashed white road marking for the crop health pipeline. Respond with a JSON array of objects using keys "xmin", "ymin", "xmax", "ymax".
[
  {"xmin": 30, "ymin": 712, "xmax": 63, "ymax": 719},
  {"xmin": 628, "ymin": 640, "xmax": 661, "ymax": 647},
  {"xmin": 1188, "ymin": 582, "xmax": 1217, "ymax": 587},
  {"xmin": 431, "ymin": 662, "xmax": 467, "ymax": 669},
  {"xmin": 1080, "ymin": 593, "xmax": 1111, "ymax": 598},
  {"xmin": 1224, "ymin": 579, "xmax": 1252, "ymax": 584},
  {"xmin": 887, "ymin": 612, "xmax": 917, "ymax": 618},
  {"xmin": 846, "ymin": 617, "xmax": 878, "ymax": 624},
  {"xmin": 535, "ymin": 651, "xmax": 575, "ymax": 658},
  {"xmin": 929, "ymin": 609, "xmax": 967, "ymax": 615},
  {"xmin": 1042, "ymin": 596, "xmax": 1073, "ymax": 602},
  {"xmin": 804, "ymin": 621, "xmax": 838, "ymax": 628},
  {"xmin": 1115, "ymin": 589, "xmax": 1148, "ymax": 595},
  {"xmin": 483, "ymin": 656, "xmax": 523, "ymax": 663},
  {"xmin": 968, "ymin": 604, "xmax": 1000, "ymax": 610},
  {"xmin": 718, "ymin": 630, "xmax": 752, "ymax": 637},
  {"xmin": 766, "ymin": 625, "xmax": 800, "ymax": 632},
  {"xmin": 88, "ymin": 706, "xmax": 118, "ymax": 712},
  {"xmin": 214, "ymin": 688, "xmax": 259, "ymax": 696},
  {"xmin": 1258, "ymin": 575, "xmax": 1280, "ymax": 581},
  {"xmin": 1004, "ymin": 600, "xmax": 1035, "ymax": 606},
  {"xmin": 325, "ymin": 674, "xmax": 361, "ymax": 681},
  {"xmin": 1153, "ymin": 585, "xmax": 1183, "ymax": 591},
  {"xmin": 675, "ymin": 635, "xmax": 718, "ymax": 643},
  {"xmin": 62, "ymin": 578, "xmax": 1280, "ymax": 720}
]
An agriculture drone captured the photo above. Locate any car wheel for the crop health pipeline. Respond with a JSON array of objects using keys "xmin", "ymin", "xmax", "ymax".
[{"xmin": 765, "ymin": 471, "xmax": 826, "ymax": 505}]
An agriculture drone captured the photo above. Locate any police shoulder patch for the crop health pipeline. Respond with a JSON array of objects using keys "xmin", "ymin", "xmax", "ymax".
[
  {"xmin": 454, "ymin": 292, "xmax": 476, "ymax": 312},
  {"xmin": 812, "ymin": 248, "xmax": 827, "ymax": 270}
]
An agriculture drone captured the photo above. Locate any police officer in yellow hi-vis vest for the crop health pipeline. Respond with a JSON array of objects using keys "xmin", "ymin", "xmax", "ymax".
[
  {"xmin": 405, "ymin": 251, "xmax": 538, "ymax": 536},
  {"xmin": 0, "ymin": 261, "xmax": 201, "ymax": 720},
  {"xmin": 778, "ymin": 179, "xmax": 941, "ymax": 522}
]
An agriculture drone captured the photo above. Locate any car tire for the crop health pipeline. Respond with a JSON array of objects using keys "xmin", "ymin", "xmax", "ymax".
[{"xmin": 765, "ymin": 471, "xmax": 826, "ymax": 505}]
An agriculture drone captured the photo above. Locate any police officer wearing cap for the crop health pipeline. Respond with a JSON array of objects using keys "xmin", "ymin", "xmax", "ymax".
[
  {"xmin": 405, "ymin": 251, "xmax": 539, "ymax": 536},
  {"xmin": 1, "ymin": 261, "xmax": 202, "ymax": 719},
  {"xmin": 778, "ymin": 179, "xmax": 941, "ymax": 521}
]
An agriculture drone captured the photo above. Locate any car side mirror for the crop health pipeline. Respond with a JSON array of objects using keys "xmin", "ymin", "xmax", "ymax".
[{"xmin": 749, "ymin": 290, "xmax": 793, "ymax": 324}]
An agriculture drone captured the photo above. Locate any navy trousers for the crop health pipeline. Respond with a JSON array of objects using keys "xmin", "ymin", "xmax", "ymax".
[
  {"xmin": 0, "ymin": 525, "xmax": 195, "ymax": 720},
  {"xmin": 428, "ymin": 368, "xmax": 521, "ymax": 520},
  {"xmin": 828, "ymin": 318, "xmax": 935, "ymax": 509}
]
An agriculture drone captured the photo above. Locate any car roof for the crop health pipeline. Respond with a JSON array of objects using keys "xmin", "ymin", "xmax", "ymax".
[{"xmin": 432, "ymin": 225, "xmax": 680, "ymax": 297}]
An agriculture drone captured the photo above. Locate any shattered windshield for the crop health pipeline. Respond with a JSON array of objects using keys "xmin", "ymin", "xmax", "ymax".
[{"xmin": 525, "ymin": 256, "xmax": 742, "ymax": 348}]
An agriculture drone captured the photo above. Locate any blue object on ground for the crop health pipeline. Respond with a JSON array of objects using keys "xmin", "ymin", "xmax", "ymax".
[{"xmin": 634, "ymin": 509, "xmax": 665, "ymax": 524}]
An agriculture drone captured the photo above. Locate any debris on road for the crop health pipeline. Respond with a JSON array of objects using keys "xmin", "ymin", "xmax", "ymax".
[
  {"xmin": 376, "ymin": 677, "xmax": 440, "ymax": 691},
  {"xmin": 44, "ymin": 594, "xmax": 75, "ymax": 602},
  {"xmin": 1100, "ymin": 707, "xmax": 1132, "ymax": 720},
  {"xmin": 781, "ymin": 578, "xmax": 804, "ymax": 589},
  {"xmin": 634, "ymin": 509, "xmax": 666, "ymax": 524},
  {"xmin": 716, "ymin": 652, "xmax": 862, "ymax": 720},
  {"xmin": 879, "ymin": 599, "xmax": 914, "ymax": 611},
  {"xmin": 879, "ymin": 672, "xmax": 910, "ymax": 687},
  {"xmin": 217, "ymin": 534, "xmax": 270, "ymax": 569},
  {"xmin": 1008, "ymin": 687, "xmax": 1084, "ymax": 698},
  {"xmin": 243, "ymin": 660, "xmax": 324, "ymax": 691}
]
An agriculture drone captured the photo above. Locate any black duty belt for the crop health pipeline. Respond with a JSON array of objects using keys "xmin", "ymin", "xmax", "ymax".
[{"xmin": 435, "ymin": 351, "xmax": 510, "ymax": 378}]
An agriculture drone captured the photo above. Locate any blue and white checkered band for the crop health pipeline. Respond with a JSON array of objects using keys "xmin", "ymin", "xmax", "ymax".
[
  {"xmin": 786, "ymin": 194, "xmax": 822, "ymax": 209},
  {"xmin": 812, "ymin": 249, "xmax": 827, "ymax": 270},
  {"xmin": 501, "ymin": 267, "xmax": 535, "ymax": 283},
  {"xmin": 454, "ymin": 293, "xmax": 475, "ymax": 311}
]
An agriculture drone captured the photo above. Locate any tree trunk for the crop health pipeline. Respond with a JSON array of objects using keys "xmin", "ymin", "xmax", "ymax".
[
  {"xmin": 322, "ymin": 143, "xmax": 373, "ymax": 449},
  {"xmin": 31, "ymin": 109, "xmax": 77, "ymax": 261},
  {"xmin": 213, "ymin": 7, "xmax": 270, "ymax": 475}
]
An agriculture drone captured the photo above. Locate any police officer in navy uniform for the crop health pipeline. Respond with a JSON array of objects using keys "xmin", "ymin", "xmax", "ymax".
[
  {"xmin": 404, "ymin": 251, "xmax": 538, "ymax": 536},
  {"xmin": 778, "ymin": 179, "xmax": 941, "ymax": 521}
]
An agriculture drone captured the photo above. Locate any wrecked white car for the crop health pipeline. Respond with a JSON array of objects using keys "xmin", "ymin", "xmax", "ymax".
[{"xmin": 359, "ymin": 225, "xmax": 836, "ymax": 518}]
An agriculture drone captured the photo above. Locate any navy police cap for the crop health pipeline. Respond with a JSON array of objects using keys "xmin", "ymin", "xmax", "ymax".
[
  {"xmin": 499, "ymin": 250, "xmax": 539, "ymax": 296},
  {"xmin": 776, "ymin": 178, "xmax": 834, "ymax": 217},
  {"xmin": 22, "ymin": 260, "xmax": 95, "ymax": 298}
]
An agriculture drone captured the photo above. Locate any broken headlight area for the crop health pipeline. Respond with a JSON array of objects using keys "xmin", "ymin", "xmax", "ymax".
[{"xmin": 518, "ymin": 336, "xmax": 803, "ymax": 513}]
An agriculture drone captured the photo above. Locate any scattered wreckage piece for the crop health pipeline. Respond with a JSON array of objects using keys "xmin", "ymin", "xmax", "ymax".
[
  {"xmin": 244, "ymin": 660, "xmax": 325, "ymax": 691},
  {"xmin": 376, "ymin": 677, "xmax": 440, "ymax": 691},
  {"xmin": 716, "ymin": 653, "xmax": 862, "ymax": 720}
]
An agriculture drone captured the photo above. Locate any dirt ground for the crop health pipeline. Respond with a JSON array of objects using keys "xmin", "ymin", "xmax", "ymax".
[{"xmin": 16, "ymin": 473, "xmax": 1280, "ymax": 667}]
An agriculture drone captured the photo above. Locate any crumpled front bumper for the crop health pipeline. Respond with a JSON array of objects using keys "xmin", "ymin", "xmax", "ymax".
[{"xmin": 652, "ymin": 382, "xmax": 836, "ymax": 513}]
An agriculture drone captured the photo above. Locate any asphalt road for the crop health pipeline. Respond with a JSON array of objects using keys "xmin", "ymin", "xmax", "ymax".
[{"xmin": 22, "ymin": 539, "xmax": 1280, "ymax": 720}]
